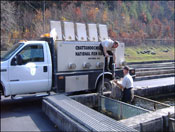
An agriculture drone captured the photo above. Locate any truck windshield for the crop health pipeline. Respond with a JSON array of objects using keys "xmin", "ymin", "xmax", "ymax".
[{"xmin": 1, "ymin": 43, "xmax": 24, "ymax": 61}]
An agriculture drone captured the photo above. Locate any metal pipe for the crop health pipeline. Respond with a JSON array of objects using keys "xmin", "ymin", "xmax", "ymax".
[
  {"xmin": 101, "ymin": 56, "xmax": 113, "ymax": 95},
  {"xmin": 43, "ymin": 0, "xmax": 45, "ymax": 33},
  {"xmin": 101, "ymin": 57, "xmax": 105, "ymax": 95},
  {"xmin": 112, "ymin": 63, "xmax": 115, "ymax": 79}
]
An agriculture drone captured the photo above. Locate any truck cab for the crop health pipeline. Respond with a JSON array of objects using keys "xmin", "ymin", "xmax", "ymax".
[{"xmin": 1, "ymin": 41, "xmax": 52, "ymax": 97}]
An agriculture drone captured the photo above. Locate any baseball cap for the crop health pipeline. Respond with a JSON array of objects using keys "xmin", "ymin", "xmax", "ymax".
[
  {"xmin": 124, "ymin": 66, "xmax": 130, "ymax": 71},
  {"xmin": 114, "ymin": 40, "xmax": 119, "ymax": 45}
]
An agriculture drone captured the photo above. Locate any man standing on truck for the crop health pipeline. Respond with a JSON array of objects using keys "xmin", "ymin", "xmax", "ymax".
[
  {"xmin": 99, "ymin": 39, "xmax": 119, "ymax": 71},
  {"xmin": 113, "ymin": 66, "xmax": 134, "ymax": 103}
]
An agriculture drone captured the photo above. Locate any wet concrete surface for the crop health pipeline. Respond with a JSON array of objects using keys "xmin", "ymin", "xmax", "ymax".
[{"xmin": 1, "ymin": 96, "xmax": 59, "ymax": 131}]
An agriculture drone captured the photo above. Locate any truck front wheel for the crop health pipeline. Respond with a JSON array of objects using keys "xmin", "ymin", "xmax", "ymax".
[{"xmin": 97, "ymin": 78, "xmax": 112, "ymax": 93}]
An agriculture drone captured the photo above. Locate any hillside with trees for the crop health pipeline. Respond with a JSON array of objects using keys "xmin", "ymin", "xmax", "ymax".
[{"xmin": 1, "ymin": 1, "xmax": 174, "ymax": 50}]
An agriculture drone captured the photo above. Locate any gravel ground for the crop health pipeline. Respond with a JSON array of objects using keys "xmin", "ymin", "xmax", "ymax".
[{"xmin": 1, "ymin": 96, "xmax": 59, "ymax": 131}]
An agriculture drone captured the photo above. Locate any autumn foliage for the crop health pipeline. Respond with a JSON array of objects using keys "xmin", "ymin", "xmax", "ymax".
[{"xmin": 1, "ymin": 1, "xmax": 174, "ymax": 50}]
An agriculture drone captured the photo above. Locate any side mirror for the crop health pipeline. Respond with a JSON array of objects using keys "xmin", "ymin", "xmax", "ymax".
[
  {"xmin": 11, "ymin": 54, "xmax": 23, "ymax": 66},
  {"xmin": 11, "ymin": 57, "xmax": 17, "ymax": 66},
  {"xmin": 16, "ymin": 54, "xmax": 23, "ymax": 65}
]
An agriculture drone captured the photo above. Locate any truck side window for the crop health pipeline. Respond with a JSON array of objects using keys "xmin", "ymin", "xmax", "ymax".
[{"xmin": 18, "ymin": 45, "xmax": 44, "ymax": 64}]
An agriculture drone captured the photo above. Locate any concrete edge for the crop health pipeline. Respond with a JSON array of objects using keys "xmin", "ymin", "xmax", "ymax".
[
  {"xmin": 42, "ymin": 99, "xmax": 89, "ymax": 132},
  {"xmin": 134, "ymin": 74, "xmax": 175, "ymax": 81},
  {"xmin": 127, "ymin": 60, "xmax": 174, "ymax": 65},
  {"xmin": 134, "ymin": 84, "xmax": 175, "ymax": 97},
  {"xmin": 119, "ymin": 106, "xmax": 175, "ymax": 132}
]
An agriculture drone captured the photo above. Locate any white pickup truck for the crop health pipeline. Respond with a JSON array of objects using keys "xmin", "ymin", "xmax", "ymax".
[{"xmin": 0, "ymin": 21, "xmax": 135, "ymax": 98}]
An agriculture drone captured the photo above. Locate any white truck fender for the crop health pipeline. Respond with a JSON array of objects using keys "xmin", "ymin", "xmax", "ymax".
[{"xmin": 95, "ymin": 72, "xmax": 112, "ymax": 88}]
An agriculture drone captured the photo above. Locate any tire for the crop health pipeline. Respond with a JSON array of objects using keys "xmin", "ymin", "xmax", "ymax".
[
  {"xmin": 97, "ymin": 78, "xmax": 112, "ymax": 93},
  {"xmin": 0, "ymin": 83, "xmax": 3, "ymax": 100}
]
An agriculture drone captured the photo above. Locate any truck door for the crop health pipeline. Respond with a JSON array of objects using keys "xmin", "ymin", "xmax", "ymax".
[{"xmin": 9, "ymin": 43, "xmax": 50, "ymax": 95}]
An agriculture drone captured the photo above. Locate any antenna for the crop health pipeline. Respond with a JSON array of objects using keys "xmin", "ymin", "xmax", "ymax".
[{"xmin": 43, "ymin": 0, "xmax": 45, "ymax": 33}]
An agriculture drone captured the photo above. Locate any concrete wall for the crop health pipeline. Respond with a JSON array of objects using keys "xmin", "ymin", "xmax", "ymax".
[
  {"xmin": 70, "ymin": 91, "xmax": 175, "ymax": 132},
  {"xmin": 119, "ymin": 106, "xmax": 174, "ymax": 132},
  {"xmin": 70, "ymin": 93, "xmax": 98, "ymax": 108},
  {"xmin": 42, "ymin": 99, "xmax": 89, "ymax": 132},
  {"xmin": 134, "ymin": 85, "xmax": 175, "ymax": 97}
]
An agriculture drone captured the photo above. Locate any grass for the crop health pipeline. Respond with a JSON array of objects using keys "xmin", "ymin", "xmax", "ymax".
[{"xmin": 125, "ymin": 45, "xmax": 174, "ymax": 62}]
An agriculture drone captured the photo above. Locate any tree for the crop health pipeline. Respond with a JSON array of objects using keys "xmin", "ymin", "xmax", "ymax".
[
  {"xmin": 102, "ymin": 8, "xmax": 108, "ymax": 22},
  {"xmin": 1, "ymin": 1, "xmax": 16, "ymax": 32},
  {"xmin": 129, "ymin": 1, "xmax": 138, "ymax": 19},
  {"xmin": 1, "ymin": 1, "xmax": 174, "ymax": 50},
  {"xmin": 1, "ymin": 1, "xmax": 17, "ymax": 49},
  {"xmin": 108, "ymin": 26, "xmax": 117, "ymax": 39}
]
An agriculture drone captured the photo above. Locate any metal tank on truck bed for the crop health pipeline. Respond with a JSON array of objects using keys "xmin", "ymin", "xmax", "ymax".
[{"xmin": 48, "ymin": 21, "xmax": 135, "ymax": 93}]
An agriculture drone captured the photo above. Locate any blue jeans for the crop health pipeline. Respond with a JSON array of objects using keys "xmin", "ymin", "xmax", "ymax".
[
  {"xmin": 99, "ymin": 44, "xmax": 113, "ymax": 70},
  {"xmin": 122, "ymin": 88, "xmax": 134, "ymax": 103}
]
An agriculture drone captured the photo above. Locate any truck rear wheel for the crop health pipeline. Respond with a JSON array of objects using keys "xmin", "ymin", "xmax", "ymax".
[
  {"xmin": 0, "ymin": 83, "xmax": 3, "ymax": 100},
  {"xmin": 97, "ymin": 78, "xmax": 112, "ymax": 93}
]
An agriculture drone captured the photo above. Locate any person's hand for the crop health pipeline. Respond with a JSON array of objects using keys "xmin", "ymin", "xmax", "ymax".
[
  {"xmin": 105, "ymin": 53, "xmax": 109, "ymax": 57},
  {"xmin": 114, "ymin": 63, "xmax": 117, "ymax": 68},
  {"xmin": 113, "ymin": 79, "xmax": 118, "ymax": 84}
]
